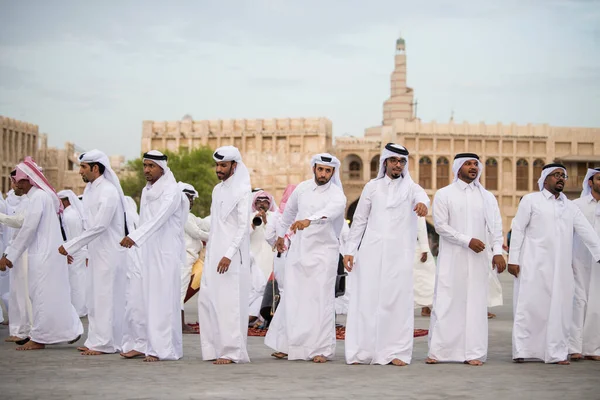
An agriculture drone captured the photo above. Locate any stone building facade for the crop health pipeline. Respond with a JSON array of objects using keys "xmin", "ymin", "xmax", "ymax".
[{"xmin": 141, "ymin": 37, "xmax": 599, "ymax": 235}]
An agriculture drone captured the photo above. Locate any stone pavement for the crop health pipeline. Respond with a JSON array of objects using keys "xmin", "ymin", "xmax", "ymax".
[{"xmin": 0, "ymin": 274, "xmax": 597, "ymax": 400}]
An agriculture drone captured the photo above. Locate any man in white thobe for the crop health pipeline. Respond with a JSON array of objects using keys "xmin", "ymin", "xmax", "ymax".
[
  {"xmin": 414, "ymin": 216, "xmax": 436, "ymax": 316},
  {"xmin": 59, "ymin": 150, "xmax": 131, "ymax": 355},
  {"xmin": 427, "ymin": 153, "xmax": 505, "ymax": 366},
  {"xmin": 178, "ymin": 182, "xmax": 208, "ymax": 333},
  {"xmin": 120, "ymin": 150, "xmax": 187, "ymax": 362},
  {"xmin": 343, "ymin": 143, "xmax": 429, "ymax": 366},
  {"xmin": 0, "ymin": 157, "xmax": 83, "ymax": 350},
  {"xmin": 508, "ymin": 164, "xmax": 600, "ymax": 364},
  {"xmin": 198, "ymin": 146, "xmax": 252, "ymax": 365},
  {"xmin": 569, "ymin": 168, "xmax": 600, "ymax": 361},
  {"xmin": 0, "ymin": 195, "xmax": 8, "ymax": 324},
  {"xmin": 57, "ymin": 190, "xmax": 88, "ymax": 317},
  {"xmin": 267, "ymin": 153, "xmax": 347, "ymax": 363},
  {"xmin": 0, "ymin": 175, "xmax": 32, "ymax": 342}
]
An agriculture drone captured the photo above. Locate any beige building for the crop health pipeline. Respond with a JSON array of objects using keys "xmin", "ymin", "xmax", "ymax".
[
  {"xmin": 142, "ymin": 36, "xmax": 600, "ymax": 235},
  {"xmin": 1, "ymin": 116, "xmax": 87, "ymax": 195}
]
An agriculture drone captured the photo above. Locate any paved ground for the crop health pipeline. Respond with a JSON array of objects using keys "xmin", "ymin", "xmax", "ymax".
[{"xmin": 0, "ymin": 273, "xmax": 598, "ymax": 400}]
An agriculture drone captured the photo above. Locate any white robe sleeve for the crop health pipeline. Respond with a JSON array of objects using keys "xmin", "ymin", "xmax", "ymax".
[
  {"xmin": 412, "ymin": 184, "xmax": 431, "ymax": 209},
  {"xmin": 5, "ymin": 194, "xmax": 43, "ymax": 263},
  {"xmin": 344, "ymin": 183, "xmax": 373, "ymax": 256},
  {"xmin": 0, "ymin": 212, "xmax": 24, "ymax": 229},
  {"xmin": 185, "ymin": 214, "xmax": 204, "ymax": 240},
  {"xmin": 433, "ymin": 189, "xmax": 471, "ymax": 248},
  {"xmin": 306, "ymin": 190, "xmax": 346, "ymax": 224},
  {"xmin": 195, "ymin": 215, "xmax": 210, "ymax": 242},
  {"xmin": 276, "ymin": 188, "xmax": 300, "ymax": 238},
  {"xmin": 490, "ymin": 198, "xmax": 504, "ymax": 256},
  {"xmin": 63, "ymin": 193, "xmax": 118, "ymax": 255},
  {"xmin": 223, "ymin": 192, "xmax": 250, "ymax": 260},
  {"xmin": 416, "ymin": 217, "xmax": 430, "ymax": 253},
  {"xmin": 572, "ymin": 205, "xmax": 600, "ymax": 262},
  {"xmin": 265, "ymin": 213, "xmax": 280, "ymax": 247},
  {"xmin": 507, "ymin": 196, "xmax": 532, "ymax": 265},
  {"xmin": 128, "ymin": 189, "xmax": 181, "ymax": 247}
]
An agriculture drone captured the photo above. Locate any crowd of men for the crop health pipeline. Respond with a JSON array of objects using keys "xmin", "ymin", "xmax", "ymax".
[{"xmin": 0, "ymin": 143, "xmax": 599, "ymax": 367}]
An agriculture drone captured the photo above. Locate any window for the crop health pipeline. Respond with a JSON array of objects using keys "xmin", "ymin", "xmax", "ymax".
[
  {"xmin": 436, "ymin": 157, "xmax": 449, "ymax": 188},
  {"xmin": 516, "ymin": 159, "xmax": 529, "ymax": 191},
  {"xmin": 349, "ymin": 161, "xmax": 361, "ymax": 180},
  {"xmin": 485, "ymin": 158, "xmax": 498, "ymax": 190},
  {"xmin": 370, "ymin": 155, "xmax": 380, "ymax": 179},
  {"xmin": 419, "ymin": 156, "xmax": 432, "ymax": 189}
]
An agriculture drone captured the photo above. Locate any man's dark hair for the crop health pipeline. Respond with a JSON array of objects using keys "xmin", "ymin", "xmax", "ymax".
[{"xmin": 88, "ymin": 162, "xmax": 105, "ymax": 175}]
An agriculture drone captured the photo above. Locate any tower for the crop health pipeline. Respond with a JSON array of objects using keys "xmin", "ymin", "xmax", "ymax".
[{"xmin": 382, "ymin": 36, "xmax": 415, "ymax": 125}]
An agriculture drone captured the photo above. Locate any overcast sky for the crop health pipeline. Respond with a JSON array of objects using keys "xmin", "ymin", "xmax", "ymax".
[{"xmin": 1, "ymin": 0, "xmax": 599, "ymax": 159}]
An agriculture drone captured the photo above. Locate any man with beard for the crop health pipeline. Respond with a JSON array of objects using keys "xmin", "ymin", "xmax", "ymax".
[
  {"xmin": 267, "ymin": 153, "xmax": 346, "ymax": 363},
  {"xmin": 570, "ymin": 168, "xmax": 600, "ymax": 361},
  {"xmin": 0, "ymin": 157, "xmax": 83, "ymax": 350},
  {"xmin": 426, "ymin": 153, "xmax": 505, "ymax": 366},
  {"xmin": 509, "ymin": 164, "xmax": 600, "ymax": 365},
  {"xmin": 198, "ymin": 146, "xmax": 252, "ymax": 365},
  {"xmin": 343, "ymin": 143, "xmax": 428, "ymax": 366}
]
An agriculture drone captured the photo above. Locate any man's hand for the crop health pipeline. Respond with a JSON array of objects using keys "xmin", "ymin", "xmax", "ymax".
[
  {"xmin": 420, "ymin": 252, "xmax": 428, "ymax": 263},
  {"xmin": 217, "ymin": 257, "xmax": 231, "ymax": 274},
  {"xmin": 67, "ymin": 255, "xmax": 74, "ymax": 265},
  {"xmin": 0, "ymin": 256, "xmax": 13, "ymax": 272},
  {"xmin": 275, "ymin": 237, "xmax": 286, "ymax": 254},
  {"xmin": 290, "ymin": 219, "xmax": 311, "ymax": 233},
  {"xmin": 86, "ymin": 259, "xmax": 89, "ymax": 267},
  {"xmin": 58, "ymin": 245, "xmax": 68, "ymax": 256},
  {"xmin": 468, "ymin": 238, "xmax": 486, "ymax": 253},
  {"xmin": 508, "ymin": 264, "xmax": 520, "ymax": 278},
  {"xmin": 492, "ymin": 255, "xmax": 506, "ymax": 273},
  {"xmin": 120, "ymin": 236, "xmax": 135, "ymax": 248},
  {"xmin": 414, "ymin": 203, "xmax": 428, "ymax": 217},
  {"xmin": 343, "ymin": 255, "xmax": 354, "ymax": 272}
]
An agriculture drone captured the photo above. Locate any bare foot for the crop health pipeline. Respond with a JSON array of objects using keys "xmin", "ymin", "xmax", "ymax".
[
  {"xmin": 513, "ymin": 358, "xmax": 525, "ymax": 363},
  {"xmin": 351, "ymin": 362, "xmax": 361, "ymax": 365},
  {"xmin": 77, "ymin": 346, "xmax": 89, "ymax": 352},
  {"xmin": 81, "ymin": 350, "xmax": 108, "ymax": 356},
  {"xmin": 421, "ymin": 307, "xmax": 431, "ymax": 317},
  {"xmin": 143, "ymin": 356, "xmax": 159, "ymax": 363},
  {"xmin": 425, "ymin": 357, "xmax": 438, "ymax": 364},
  {"xmin": 213, "ymin": 358, "xmax": 233, "ymax": 365},
  {"xmin": 4, "ymin": 336, "xmax": 23, "ymax": 343},
  {"xmin": 271, "ymin": 352, "xmax": 287, "ymax": 359},
  {"xmin": 487, "ymin": 312, "xmax": 496, "ymax": 319},
  {"xmin": 570, "ymin": 353, "xmax": 583, "ymax": 361},
  {"xmin": 0, "ymin": 320, "xmax": 8, "ymax": 325},
  {"xmin": 390, "ymin": 358, "xmax": 407, "ymax": 366},
  {"xmin": 182, "ymin": 324, "xmax": 196, "ymax": 334},
  {"xmin": 584, "ymin": 356, "xmax": 600, "ymax": 361},
  {"xmin": 16, "ymin": 340, "xmax": 45, "ymax": 351},
  {"xmin": 312, "ymin": 355, "xmax": 327, "ymax": 363},
  {"xmin": 464, "ymin": 360, "xmax": 483, "ymax": 366},
  {"xmin": 556, "ymin": 360, "xmax": 570, "ymax": 365},
  {"xmin": 120, "ymin": 350, "xmax": 144, "ymax": 359}
]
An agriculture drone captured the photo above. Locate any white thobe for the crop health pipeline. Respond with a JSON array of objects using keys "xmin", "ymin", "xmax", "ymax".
[
  {"xmin": 63, "ymin": 176, "xmax": 128, "ymax": 353},
  {"xmin": 198, "ymin": 179, "xmax": 251, "ymax": 363},
  {"xmin": 509, "ymin": 190, "xmax": 600, "ymax": 362},
  {"xmin": 0, "ymin": 198, "xmax": 8, "ymax": 322},
  {"xmin": 265, "ymin": 179, "xmax": 346, "ymax": 361},
  {"xmin": 1, "ymin": 194, "xmax": 32, "ymax": 338},
  {"xmin": 428, "ymin": 180, "xmax": 503, "ymax": 362},
  {"xmin": 335, "ymin": 222, "xmax": 351, "ymax": 315},
  {"xmin": 248, "ymin": 253, "xmax": 266, "ymax": 317},
  {"xmin": 61, "ymin": 206, "xmax": 88, "ymax": 317},
  {"xmin": 413, "ymin": 216, "xmax": 436, "ymax": 309},
  {"xmin": 344, "ymin": 176, "xmax": 429, "ymax": 365},
  {"xmin": 128, "ymin": 179, "xmax": 187, "ymax": 361},
  {"xmin": 5, "ymin": 187, "xmax": 83, "ymax": 344},
  {"xmin": 265, "ymin": 212, "xmax": 286, "ymax": 293},
  {"xmin": 569, "ymin": 194, "xmax": 600, "ymax": 356},
  {"xmin": 250, "ymin": 211, "xmax": 276, "ymax": 279},
  {"xmin": 182, "ymin": 212, "xmax": 207, "ymax": 308}
]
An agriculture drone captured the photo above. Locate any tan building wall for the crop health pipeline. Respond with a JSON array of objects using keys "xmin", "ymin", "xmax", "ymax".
[
  {"xmin": 0, "ymin": 116, "xmax": 38, "ymax": 194},
  {"xmin": 142, "ymin": 117, "xmax": 333, "ymax": 200},
  {"xmin": 37, "ymin": 136, "xmax": 87, "ymax": 195}
]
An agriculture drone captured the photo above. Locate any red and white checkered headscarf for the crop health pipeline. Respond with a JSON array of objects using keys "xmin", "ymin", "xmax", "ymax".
[{"xmin": 15, "ymin": 156, "xmax": 63, "ymax": 214}]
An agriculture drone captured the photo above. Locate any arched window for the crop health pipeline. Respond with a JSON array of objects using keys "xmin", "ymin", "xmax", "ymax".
[
  {"xmin": 349, "ymin": 161, "xmax": 361, "ymax": 180},
  {"xmin": 533, "ymin": 159, "xmax": 544, "ymax": 188},
  {"xmin": 485, "ymin": 158, "xmax": 498, "ymax": 190},
  {"xmin": 436, "ymin": 157, "xmax": 449, "ymax": 189},
  {"xmin": 516, "ymin": 159, "xmax": 529, "ymax": 191},
  {"xmin": 370, "ymin": 155, "xmax": 380, "ymax": 179},
  {"xmin": 419, "ymin": 156, "xmax": 432, "ymax": 189}
]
